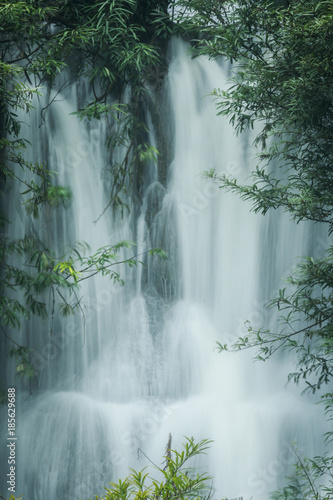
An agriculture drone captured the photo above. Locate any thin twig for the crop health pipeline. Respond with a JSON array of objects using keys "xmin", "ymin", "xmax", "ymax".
[
  {"xmin": 137, "ymin": 448, "xmax": 160, "ymax": 469},
  {"xmin": 0, "ymin": 325, "xmax": 22, "ymax": 348}
]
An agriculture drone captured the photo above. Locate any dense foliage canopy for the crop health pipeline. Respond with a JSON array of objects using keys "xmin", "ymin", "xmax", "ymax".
[
  {"xmin": 89, "ymin": 437, "xmax": 213, "ymax": 500},
  {"xmin": 1, "ymin": 0, "xmax": 333, "ymax": 499},
  {"xmin": 180, "ymin": 0, "xmax": 333, "ymax": 405},
  {"xmin": 0, "ymin": 0, "xmax": 171, "ymax": 384},
  {"xmin": 176, "ymin": 0, "xmax": 333, "ymax": 497}
]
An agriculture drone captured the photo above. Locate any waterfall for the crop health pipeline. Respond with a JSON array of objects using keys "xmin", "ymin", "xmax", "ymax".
[{"xmin": 0, "ymin": 38, "xmax": 328, "ymax": 500}]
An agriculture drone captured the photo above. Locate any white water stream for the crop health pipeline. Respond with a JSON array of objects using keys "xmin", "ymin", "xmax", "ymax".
[{"xmin": 0, "ymin": 39, "xmax": 328, "ymax": 500}]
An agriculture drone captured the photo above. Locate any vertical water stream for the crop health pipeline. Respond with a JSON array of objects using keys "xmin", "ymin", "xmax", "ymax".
[{"xmin": 0, "ymin": 38, "xmax": 328, "ymax": 500}]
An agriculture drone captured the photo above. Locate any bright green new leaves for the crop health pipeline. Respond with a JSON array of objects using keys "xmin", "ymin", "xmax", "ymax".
[
  {"xmin": 0, "ymin": 0, "xmax": 173, "ymax": 385},
  {"xmin": 1, "ymin": 238, "xmax": 137, "ymax": 327},
  {"xmin": 1, "ymin": 235, "xmax": 168, "ymax": 381},
  {"xmin": 89, "ymin": 437, "xmax": 213, "ymax": 500},
  {"xmin": 9, "ymin": 345, "xmax": 35, "ymax": 379}
]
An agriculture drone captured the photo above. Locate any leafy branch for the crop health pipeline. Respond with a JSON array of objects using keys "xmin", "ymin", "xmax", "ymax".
[{"xmin": 93, "ymin": 436, "xmax": 213, "ymax": 500}]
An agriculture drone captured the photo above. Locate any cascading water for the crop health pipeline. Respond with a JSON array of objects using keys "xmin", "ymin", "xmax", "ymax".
[{"xmin": 1, "ymin": 38, "xmax": 329, "ymax": 500}]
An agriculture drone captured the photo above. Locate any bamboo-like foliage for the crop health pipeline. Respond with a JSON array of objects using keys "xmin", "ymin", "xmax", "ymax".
[
  {"xmin": 176, "ymin": 0, "xmax": 333, "ymax": 498},
  {"xmin": 90, "ymin": 437, "xmax": 214, "ymax": 500},
  {"xmin": 0, "ymin": 0, "xmax": 172, "ymax": 384}
]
